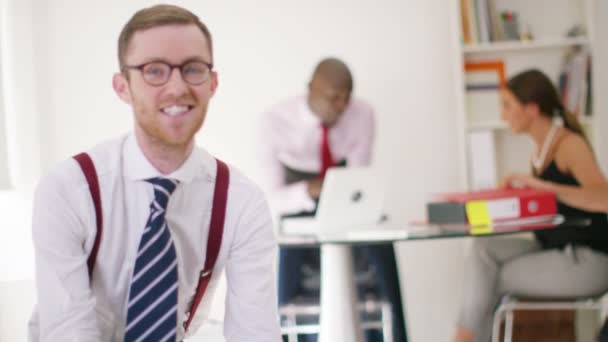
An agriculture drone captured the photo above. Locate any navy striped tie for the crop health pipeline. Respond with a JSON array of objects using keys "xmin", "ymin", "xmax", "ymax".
[{"xmin": 125, "ymin": 178, "xmax": 179, "ymax": 342}]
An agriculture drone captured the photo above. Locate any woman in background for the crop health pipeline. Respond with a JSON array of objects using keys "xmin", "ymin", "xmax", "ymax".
[{"xmin": 453, "ymin": 69, "xmax": 608, "ymax": 342}]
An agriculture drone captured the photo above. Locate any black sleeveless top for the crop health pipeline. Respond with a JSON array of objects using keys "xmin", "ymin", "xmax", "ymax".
[{"xmin": 534, "ymin": 160, "xmax": 608, "ymax": 254}]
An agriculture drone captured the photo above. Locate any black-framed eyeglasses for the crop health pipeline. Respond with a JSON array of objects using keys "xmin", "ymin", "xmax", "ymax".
[{"xmin": 122, "ymin": 60, "xmax": 214, "ymax": 86}]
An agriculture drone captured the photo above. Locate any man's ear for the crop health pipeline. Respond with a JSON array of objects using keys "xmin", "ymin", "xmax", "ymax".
[
  {"xmin": 112, "ymin": 73, "xmax": 132, "ymax": 104},
  {"xmin": 209, "ymin": 71, "xmax": 219, "ymax": 97}
]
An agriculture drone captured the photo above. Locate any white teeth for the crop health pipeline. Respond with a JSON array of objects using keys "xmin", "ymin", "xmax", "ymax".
[{"xmin": 162, "ymin": 105, "xmax": 189, "ymax": 116}]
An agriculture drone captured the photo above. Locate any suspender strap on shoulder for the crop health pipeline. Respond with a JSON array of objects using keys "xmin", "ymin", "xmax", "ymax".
[
  {"xmin": 73, "ymin": 152, "xmax": 103, "ymax": 278},
  {"xmin": 184, "ymin": 158, "xmax": 230, "ymax": 332},
  {"xmin": 73, "ymin": 153, "xmax": 229, "ymax": 332}
]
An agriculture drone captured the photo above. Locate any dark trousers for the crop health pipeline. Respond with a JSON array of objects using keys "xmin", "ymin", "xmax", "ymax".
[
  {"xmin": 278, "ymin": 243, "xmax": 407, "ymax": 342},
  {"xmin": 599, "ymin": 318, "xmax": 608, "ymax": 342}
]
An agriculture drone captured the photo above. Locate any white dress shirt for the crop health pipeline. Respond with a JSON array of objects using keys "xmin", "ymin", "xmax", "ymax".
[
  {"xmin": 258, "ymin": 95, "xmax": 375, "ymax": 216},
  {"xmin": 29, "ymin": 133, "xmax": 281, "ymax": 342}
]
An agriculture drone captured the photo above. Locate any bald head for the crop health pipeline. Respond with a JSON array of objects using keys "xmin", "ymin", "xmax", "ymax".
[
  {"xmin": 308, "ymin": 58, "xmax": 353, "ymax": 126},
  {"xmin": 311, "ymin": 58, "xmax": 353, "ymax": 92}
]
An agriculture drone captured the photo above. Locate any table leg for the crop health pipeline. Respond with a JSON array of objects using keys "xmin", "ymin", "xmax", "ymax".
[{"xmin": 318, "ymin": 243, "xmax": 364, "ymax": 342}]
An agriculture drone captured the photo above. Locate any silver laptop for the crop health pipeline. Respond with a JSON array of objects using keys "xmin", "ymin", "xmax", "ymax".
[{"xmin": 281, "ymin": 166, "xmax": 388, "ymax": 239}]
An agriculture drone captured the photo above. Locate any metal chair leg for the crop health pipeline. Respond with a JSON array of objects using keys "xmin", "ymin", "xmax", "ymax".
[
  {"xmin": 279, "ymin": 299, "xmax": 392, "ymax": 341},
  {"xmin": 286, "ymin": 309, "xmax": 297, "ymax": 342},
  {"xmin": 489, "ymin": 294, "xmax": 608, "ymax": 342},
  {"xmin": 380, "ymin": 301, "xmax": 393, "ymax": 342},
  {"xmin": 504, "ymin": 309, "xmax": 514, "ymax": 342},
  {"xmin": 491, "ymin": 306, "xmax": 505, "ymax": 342}
]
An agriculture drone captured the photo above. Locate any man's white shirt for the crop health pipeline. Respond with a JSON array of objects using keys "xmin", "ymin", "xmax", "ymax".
[
  {"xmin": 29, "ymin": 133, "xmax": 281, "ymax": 341},
  {"xmin": 257, "ymin": 95, "xmax": 375, "ymax": 217}
]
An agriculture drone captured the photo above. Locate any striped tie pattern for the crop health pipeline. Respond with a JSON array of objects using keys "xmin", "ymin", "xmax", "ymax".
[{"xmin": 125, "ymin": 178, "xmax": 179, "ymax": 342}]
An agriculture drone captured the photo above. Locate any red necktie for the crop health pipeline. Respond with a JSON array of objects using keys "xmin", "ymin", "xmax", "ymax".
[{"xmin": 320, "ymin": 125, "xmax": 335, "ymax": 178}]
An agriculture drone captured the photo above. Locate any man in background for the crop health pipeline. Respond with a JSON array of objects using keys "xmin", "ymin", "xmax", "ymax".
[{"xmin": 258, "ymin": 57, "xmax": 407, "ymax": 342}]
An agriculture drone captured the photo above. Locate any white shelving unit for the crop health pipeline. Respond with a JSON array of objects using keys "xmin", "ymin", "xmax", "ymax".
[
  {"xmin": 449, "ymin": 0, "xmax": 607, "ymax": 190},
  {"xmin": 462, "ymin": 36, "xmax": 589, "ymax": 54}
]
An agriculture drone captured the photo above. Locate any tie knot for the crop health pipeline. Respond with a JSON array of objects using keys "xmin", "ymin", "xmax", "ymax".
[{"xmin": 146, "ymin": 177, "xmax": 178, "ymax": 210}]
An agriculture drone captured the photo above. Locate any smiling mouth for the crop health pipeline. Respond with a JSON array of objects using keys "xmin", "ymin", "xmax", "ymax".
[{"xmin": 161, "ymin": 105, "xmax": 193, "ymax": 117}]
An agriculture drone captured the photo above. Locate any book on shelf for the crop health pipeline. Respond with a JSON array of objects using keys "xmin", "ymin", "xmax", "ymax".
[
  {"xmin": 464, "ymin": 60, "xmax": 505, "ymax": 125},
  {"xmin": 467, "ymin": 0, "xmax": 479, "ymax": 44},
  {"xmin": 486, "ymin": 0, "xmax": 503, "ymax": 41},
  {"xmin": 559, "ymin": 49, "xmax": 591, "ymax": 117},
  {"xmin": 474, "ymin": 0, "xmax": 490, "ymax": 43},
  {"xmin": 460, "ymin": 0, "xmax": 473, "ymax": 44},
  {"xmin": 460, "ymin": 0, "xmax": 522, "ymax": 45}
]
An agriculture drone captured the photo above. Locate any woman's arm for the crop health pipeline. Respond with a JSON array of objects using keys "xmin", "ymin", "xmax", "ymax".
[{"xmin": 503, "ymin": 133, "xmax": 608, "ymax": 212}]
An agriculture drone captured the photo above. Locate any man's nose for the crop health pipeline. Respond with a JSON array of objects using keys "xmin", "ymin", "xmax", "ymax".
[{"xmin": 164, "ymin": 68, "xmax": 189, "ymax": 95}]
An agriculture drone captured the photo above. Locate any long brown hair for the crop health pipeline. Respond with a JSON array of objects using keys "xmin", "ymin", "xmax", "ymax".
[{"xmin": 506, "ymin": 69, "xmax": 588, "ymax": 143}]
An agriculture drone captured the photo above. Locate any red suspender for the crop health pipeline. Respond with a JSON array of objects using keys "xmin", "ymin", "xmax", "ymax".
[
  {"xmin": 73, "ymin": 153, "xmax": 229, "ymax": 333},
  {"xmin": 73, "ymin": 153, "xmax": 103, "ymax": 278},
  {"xmin": 184, "ymin": 158, "xmax": 229, "ymax": 332}
]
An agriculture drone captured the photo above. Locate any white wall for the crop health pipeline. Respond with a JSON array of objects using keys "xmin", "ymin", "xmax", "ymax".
[
  {"xmin": 0, "ymin": 0, "xmax": 42, "ymax": 190},
  {"xmin": 0, "ymin": 41, "xmax": 8, "ymax": 189},
  {"xmin": 1, "ymin": 1, "xmax": 466, "ymax": 341},
  {"xmin": 0, "ymin": 0, "xmax": 41, "ymax": 284},
  {"xmin": 0, "ymin": 0, "xmax": 8, "ymax": 188}
]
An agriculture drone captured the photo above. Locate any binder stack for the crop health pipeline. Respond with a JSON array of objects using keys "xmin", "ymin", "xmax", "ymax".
[{"xmin": 427, "ymin": 188, "xmax": 557, "ymax": 226}]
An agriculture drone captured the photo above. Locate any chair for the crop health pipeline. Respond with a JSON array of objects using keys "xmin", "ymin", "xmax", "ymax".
[
  {"xmin": 279, "ymin": 296, "xmax": 393, "ymax": 342},
  {"xmin": 491, "ymin": 294, "xmax": 606, "ymax": 342}
]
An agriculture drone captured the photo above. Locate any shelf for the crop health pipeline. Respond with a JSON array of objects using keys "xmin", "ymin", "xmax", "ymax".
[{"xmin": 462, "ymin": 37, "xmax": 589, "ymax": 54}]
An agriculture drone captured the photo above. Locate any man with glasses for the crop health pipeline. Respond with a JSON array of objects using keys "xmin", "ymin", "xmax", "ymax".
[{"xmin": 28, "ymin": 5, "xmax": 280, "ymax": 342}]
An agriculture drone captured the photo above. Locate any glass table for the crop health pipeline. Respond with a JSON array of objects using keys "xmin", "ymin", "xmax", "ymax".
[{"xmin": 277, "ymin": 215, "xmax": 590, "ymax": 342}]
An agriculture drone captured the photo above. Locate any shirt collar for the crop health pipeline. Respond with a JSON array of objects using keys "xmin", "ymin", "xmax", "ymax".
[
  {"xmin": 123, "ymin": 133, "xmax": 214, "ymax": 183},
  {"xmin": 297, "ymin": 95, "xmax": 322, "ymax": 126},
  {"xmin": 297, "ymin": 94, "xmax": 349, "ymax": 128}
]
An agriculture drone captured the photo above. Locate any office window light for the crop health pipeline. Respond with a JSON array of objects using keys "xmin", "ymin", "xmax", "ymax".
[
  {"xmin": 0, "ymin": 67, "xmax": 8, "ymax": 189},
  {"xmin": 0, "ymin": 27, "xmax": 9, "ymax": 189}
]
